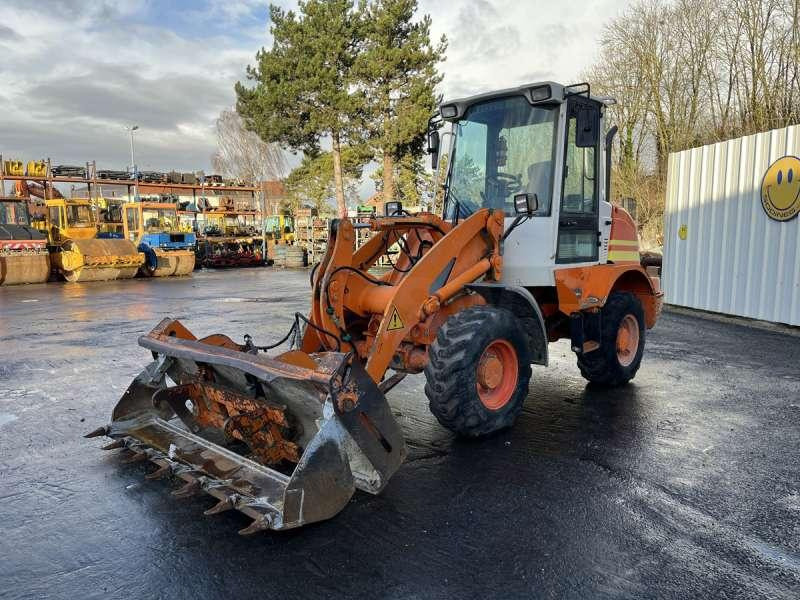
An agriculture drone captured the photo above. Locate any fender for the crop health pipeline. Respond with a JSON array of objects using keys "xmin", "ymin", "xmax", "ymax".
[
  {"xmin": 555, "ymin": 264, "xmax": 662, "ymax": 328},
  {"xmin": 466, "ymin": 282, "xmax": 548, "ymax": 366}
]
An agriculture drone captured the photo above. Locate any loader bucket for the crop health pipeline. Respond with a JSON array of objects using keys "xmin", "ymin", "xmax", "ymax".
[
  {"xmin": 141, "ymin": 248, "xmax": 196, "ymax": 277},
  {"xmin": 55, "ymin": 238, "xmax": 144, "ymax": 282},
  {"xmin": 87, "ymin": 319, "xmax": 406, "ymax": 533}
]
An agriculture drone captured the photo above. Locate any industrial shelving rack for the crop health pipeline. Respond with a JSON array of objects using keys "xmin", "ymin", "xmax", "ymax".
[
  {"xmin": 1, "ymin": 155, "xmax": 269, "ymax": 255},
  {"xmin": 295, "ymin": 210, "xmax": 330, "ymax": 265},
  {"xmin": 0, "ymin": 156, "xmax": 259, "ymax": 204}
]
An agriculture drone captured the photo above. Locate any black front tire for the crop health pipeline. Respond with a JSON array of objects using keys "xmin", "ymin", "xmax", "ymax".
[
  {"xmin": 424, "ymin": 306, "xmax": 532, "ymax": 437},
  {"xmin": 577, "ymin": 291, "xmax": 645, "ymax": 386}
]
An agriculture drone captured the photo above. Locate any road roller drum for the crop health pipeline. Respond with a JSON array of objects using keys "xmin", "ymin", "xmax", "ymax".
[
  {"xmin": 55, "ymin": 238, "xmax": 144, "ymax": 283},
  {"xmin": 141, "ymin": 247, "xmax": 196, "ymax": 277}
]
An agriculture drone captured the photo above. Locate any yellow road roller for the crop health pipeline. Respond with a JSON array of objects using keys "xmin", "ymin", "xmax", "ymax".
[{"xmin": 44, "ymin": 198, "xmax": 144, "ymax": 282}]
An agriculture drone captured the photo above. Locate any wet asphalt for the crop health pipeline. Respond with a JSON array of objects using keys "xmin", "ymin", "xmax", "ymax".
[{"xmin": 0, "ymin": 268, "xmax": 798, "ymax": 600}]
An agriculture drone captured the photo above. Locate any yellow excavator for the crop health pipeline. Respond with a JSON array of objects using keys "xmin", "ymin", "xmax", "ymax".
[
  {"xmin": 43, "ymin": 197, "xmax": 144, "ymax": 282},
  {"xmin": 87, "ymin": 81, "xmax": 663, "ymax": 533}
]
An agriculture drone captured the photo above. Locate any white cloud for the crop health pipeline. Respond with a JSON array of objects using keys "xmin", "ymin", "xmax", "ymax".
[
  {"xmin": 0, "ymin": 0, "xmax": 630, "ymax": 194},
  {"xmin": 422, "ymin": 0, "xmax": 631, "ymax": 101}
]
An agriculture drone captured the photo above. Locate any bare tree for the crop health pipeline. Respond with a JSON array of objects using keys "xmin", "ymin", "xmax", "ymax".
[
  {"xmin": 211, "ymin": 109, "xmax": 287, "ymax": 184},
  {"xmin": 587, "ymin": 0, "xmax": 800, "ymax": 246}
]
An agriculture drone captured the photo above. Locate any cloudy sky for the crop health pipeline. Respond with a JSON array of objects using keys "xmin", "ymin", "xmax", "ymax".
[{"xmin": 0, "ymin": 0, "xmax": 630, "ymax": 196}]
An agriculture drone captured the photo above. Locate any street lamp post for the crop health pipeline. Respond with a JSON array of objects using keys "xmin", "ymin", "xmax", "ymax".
[{"xmin": 127, "ymin": 125, "xmax": 139, "ymax": 201}]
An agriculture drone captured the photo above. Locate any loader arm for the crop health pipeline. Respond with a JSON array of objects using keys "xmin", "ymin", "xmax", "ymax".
[{"xmin": 302, "ymin": 208, "xmax": 506, "ymax": 381}]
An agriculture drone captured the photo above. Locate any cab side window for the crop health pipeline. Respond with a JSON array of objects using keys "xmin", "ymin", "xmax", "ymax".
[
  {"xmin": 562, "ymin": 116, "xmax": 597, "ymax": 214},
  {"xmin": 557, "ymin": 99, "xmax": 600, "ymax": 263},
  {"xmin": 125, "ymin": 208, "xmax": 139, "ymax": 241},
  {"xmin": 49, "ymin": 207, "xmax": 61, "ymax": 228}
]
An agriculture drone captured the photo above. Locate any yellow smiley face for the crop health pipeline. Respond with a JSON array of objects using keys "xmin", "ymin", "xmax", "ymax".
[{"xmin": 761, "ymin": 156, "xmax": 800, "ymax": 221}]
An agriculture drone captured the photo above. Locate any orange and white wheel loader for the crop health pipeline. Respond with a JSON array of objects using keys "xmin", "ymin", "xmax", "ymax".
[{"xmin": 86, "ymin": 82, "xmax": 662, "ymax": 533}]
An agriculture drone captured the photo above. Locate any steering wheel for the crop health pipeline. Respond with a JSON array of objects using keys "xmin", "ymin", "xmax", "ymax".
[{"xmin": 487, "ymin": 172, "xmax": 523, "ymax": 196}]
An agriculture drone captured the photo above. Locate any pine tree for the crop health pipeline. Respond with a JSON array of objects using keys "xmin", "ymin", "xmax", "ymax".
[
  {"xmin": 286, "ymin": 146, "xmax": 371, "ymax": 214},
  {"xmin": 235, "ymin": 0, "xmax": 364, "ymax": 217},
  {"xmin": 355, "ymin": 0, "xmax": 446, "ymax": 205},
  {"xmin": 370, "ymin": 153, "xmax": 430, "ymax": 207}
]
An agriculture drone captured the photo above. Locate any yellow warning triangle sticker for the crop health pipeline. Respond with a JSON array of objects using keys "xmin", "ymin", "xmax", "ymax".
[{"xmin": 386, "ymin": 306, "xmax": 405, "ymax": 331}]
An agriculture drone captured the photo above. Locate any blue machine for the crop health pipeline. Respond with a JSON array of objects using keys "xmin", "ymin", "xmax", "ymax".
[{"xmin": 138, "ymin": 232, "xmax": 196, "ymax": 273}]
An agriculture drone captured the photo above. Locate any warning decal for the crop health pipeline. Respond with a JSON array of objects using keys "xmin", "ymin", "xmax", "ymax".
[{"xmin": 386, "ymin": 306, "xmax": 405, "ymax": 331}]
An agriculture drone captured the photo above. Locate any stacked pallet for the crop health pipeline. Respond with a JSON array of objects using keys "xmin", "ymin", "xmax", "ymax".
[{"xmin": 272, "ymin": 244, "xmax": 307, "ymax": 268}]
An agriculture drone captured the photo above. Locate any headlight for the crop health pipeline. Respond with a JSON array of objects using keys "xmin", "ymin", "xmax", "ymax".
[
  {"xmin": 440, "ymin": 104, "xmax": 458, "ymax": 119},
  {"xmin": 529, "ymin": 85, "xmax": 551, "ymax": 102}
]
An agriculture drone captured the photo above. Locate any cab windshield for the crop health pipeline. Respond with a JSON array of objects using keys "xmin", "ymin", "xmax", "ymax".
[
  {"xmin": 143, "ymin": 208, "xmax": 177, "ymax": 232},
  {"xmin": 445, "ymin": 96, "xmax": 558, "ymax": 219},
  {"xmin": 0, "ymin": 201, "xmax": 31, "ymax": 226},
  {"xmin": 67, "ymin": 204, "xmax": 95, "ymax": 227}
]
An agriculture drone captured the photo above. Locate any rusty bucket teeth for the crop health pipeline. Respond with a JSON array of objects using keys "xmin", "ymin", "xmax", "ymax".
[
  {"xmin": 204, "ymin": 495, "xmax": 238, "ymax": 516},
  {"xmin": 94, "ymin": 318, "xmax": 408, "ymax": 532},
  {"xmin": 238, "ymin": 515, "xmax": 272, "ymax": 536},
  {"xmin": 84, "ymin": 425, "xmax": 110, "ymax": 439},
  {"xmin": 102, "ymin": 439, "xmax": 127, "ymax": 451},
  {"xmin": 121, "ymin": 450, "xmax": 149, "ymax": 464},
  {"xmin": 171, "ymin": 480, "xmax": 201, "ymax": 499},
  {"xmin": 145, "ymin": 464, "xmax": 173, "ymax": 480}
]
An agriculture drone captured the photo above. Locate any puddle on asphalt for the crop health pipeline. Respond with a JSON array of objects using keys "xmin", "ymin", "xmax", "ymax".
[
  {"xmin": 0, "ymin": 413, "xmax": 18, "ymax": 428},
  {"xmin": 217, "ymin": 297, "xmax": 285, "ymax": 303}
]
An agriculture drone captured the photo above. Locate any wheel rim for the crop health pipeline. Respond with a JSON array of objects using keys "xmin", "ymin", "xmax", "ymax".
[
  {"xmin": 476, "ymin": 339, "xmax": 518, "ymax": 410},
  {"xmin": 616, "ymin": 314, "xmax": 640, "ymax": 367}
]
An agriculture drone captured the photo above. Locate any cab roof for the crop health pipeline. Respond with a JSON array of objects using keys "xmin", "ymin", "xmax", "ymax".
[{"xmin": 439, "ymin": 82, "xmax": 610, "ymax": 122}]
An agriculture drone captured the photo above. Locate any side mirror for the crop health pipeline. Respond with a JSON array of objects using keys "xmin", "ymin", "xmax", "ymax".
[
  {"xmin": 576, "ymin": 105, "xmax": 599, "ymax": 148},
  {"xmin": 428, "ymin": 130, "xmax": 440, "ymax": 170},
  {"xmin": 513, "ymin": 193, "xmax": 538, "ymax": 215},
  {"xmin": 385, "ymin": 201, "xmax": 403, "ymax": 216}
]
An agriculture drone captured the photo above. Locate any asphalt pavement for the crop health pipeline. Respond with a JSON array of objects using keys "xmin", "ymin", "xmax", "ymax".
[{"xmin": 1, "ymin": 268, "xmax": 798, "ymax": 599}]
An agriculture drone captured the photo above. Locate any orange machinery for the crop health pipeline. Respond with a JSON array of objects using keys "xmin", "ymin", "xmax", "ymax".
[{"xmin": 87, "ymin": 81, "xmax": 661, "ymax": 533}]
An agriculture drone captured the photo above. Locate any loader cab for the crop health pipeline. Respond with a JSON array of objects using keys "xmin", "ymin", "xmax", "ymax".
[
  {"xmin": 265, "ymin": 214, "xmax": 295, "ymax": 243},
  {"xmin": 438, "ymin": 82, "xmax": 610, "ymax": 286}
]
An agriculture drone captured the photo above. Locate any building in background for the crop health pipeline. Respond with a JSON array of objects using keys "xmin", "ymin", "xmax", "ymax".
[
  {"xmin": 259, "ymin": 180, "xmax": 287, "ymax": 214},
  {"xmin": 663, "ymin": 124, "xmax": 800, "ymax": 326}
]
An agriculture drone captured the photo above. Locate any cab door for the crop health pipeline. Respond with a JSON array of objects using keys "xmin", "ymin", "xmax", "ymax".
[
  {"xmin": 556, "ymin": 97, "xmax": 600, "ymax": 264},
  {"xmin": 124, "ymin": 205, "xmax": 140, "ymax": 243},
  {"xmin": 48, "ymin": 205, "xmax": 63, "ymax": 242}
]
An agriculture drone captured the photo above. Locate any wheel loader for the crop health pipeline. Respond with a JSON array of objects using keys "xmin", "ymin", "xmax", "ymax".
[
  {"xmin": 122, "ymin": 202, "xmax": 196, "ymax": 277},
  {"xmin": 42, "ymin": 198, "xmax": 144, "ymax": 282},
  {"xmin": 0, "ymin": 197, "xmax": 50, "ymax": 285},
  {"xmin": 266, "ymin": 212, "xmax": 296, "ymax": 244},
  {"xmin": 87, "ymin": 82, "xmax": 663, "ymax": 533}
]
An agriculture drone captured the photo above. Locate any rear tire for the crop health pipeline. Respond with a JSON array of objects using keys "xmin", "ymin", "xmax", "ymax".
[
  {"xmin": 424, "ymin": 306, "xmax": 532, "ymax": 437},
  {"xmin": 577, "ymin": 291, "xmax": 645, "ymax": 386}
]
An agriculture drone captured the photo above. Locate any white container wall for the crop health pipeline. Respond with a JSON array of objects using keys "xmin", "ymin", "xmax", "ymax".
[{"xmin": 663, "ymin": 124, "xmax": 800, "ymax": 326}]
